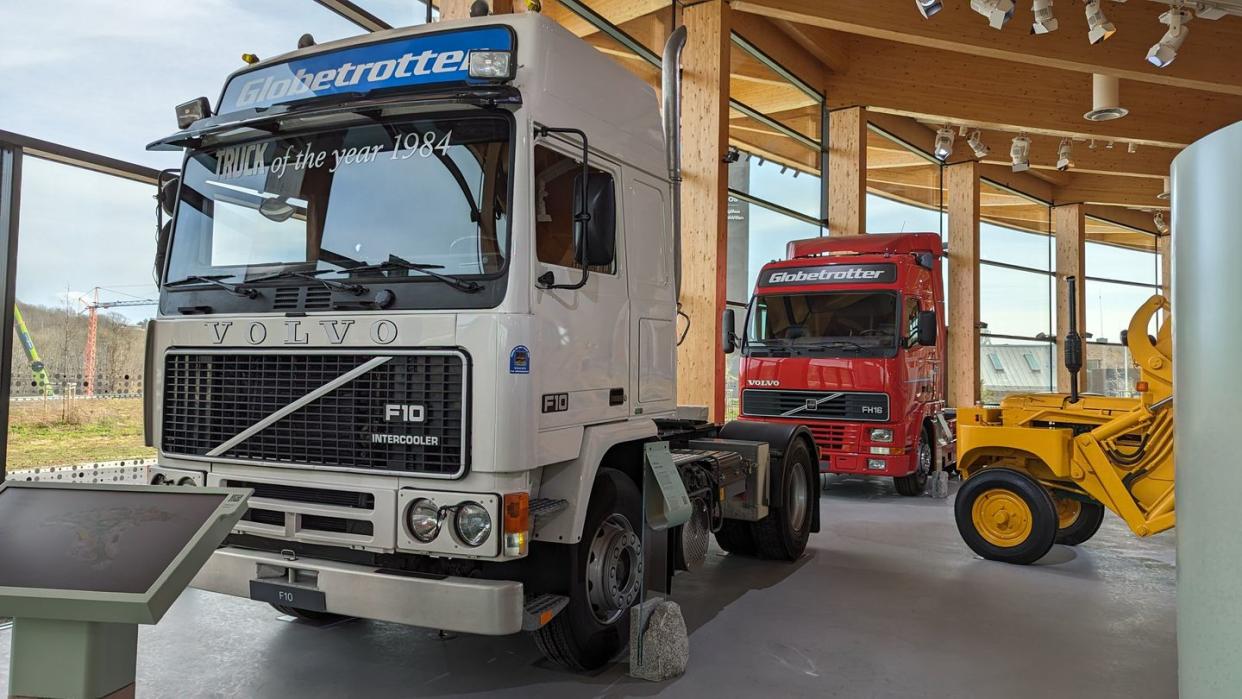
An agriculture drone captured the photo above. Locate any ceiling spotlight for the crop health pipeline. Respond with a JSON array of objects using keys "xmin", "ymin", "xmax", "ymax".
[
  {"xmin": 967, "ymin": 130, "xmax": 990, "ymax": 158},
  {"xmin": 1089, "ymin": 139, "xmax": 1097, "ymax": 150},
  {"xmin": 1106, "ymin": 140, "xmax": 1115, "ymax": 150},
  {"xmin": 971, "ymin": 0, "xmax": 1016, "ymax": 29},
  {"xmin": 1158, "ymin": 176, "xmax": 1170, "ymax": 200},
  {"xmin": 1011, "ymin": 135, "xmax": 1031, "ymax": 172},
  {"xmin": 1148, "ymin": 8, "xmax": 1191, "ymax": 68},
  {"xmin": 1154, "ymin": 212, "xmax": 1169, "ymax": 235},
  {"xmin": 1084, "ymin": 73, "xmax": 1129, "ymax": 121},
  {"xmin": 1127, "ymin": 142, "xmax": 1138, "ymax": 154},
  {"xmin": 1084, "ymin": 0, "xmax": 1116, "ymax": 44},
  {"xmin": 1032, "ymin": 0, "xmax": 1059, "ymax": 33},
  {"xmin": 915, "ymin": 0, "xmax": 943, "ymax": 18},
  {"xmin": 934, "ymin": 126, "xmax": 956, "ymax": 161},
  {"xmin": 1056, "ymin": 138, "xmax": 1074, "ymax": 171}
]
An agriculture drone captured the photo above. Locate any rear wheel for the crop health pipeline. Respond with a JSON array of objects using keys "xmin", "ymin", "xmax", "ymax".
[
  {"xmin": 894, "ymin": 434, "xmax": 932, "ymax": 496},
  {"xmin": 713, "ymin": 518, "xmax": 757, "ymax": 556},
  {"xmin": 750, "ymin": 439, "xmax": 815, "ymax": 561},
  {"xmin": 1053, "ymin": 494, "xmax": 1107, "ymax": 546},
  {"xmin": 954, "ymin": 468, "xmax": 1057, "ymax": 565},
  {"xmin": 534, "ymin": 468, "xmax": 642, "ymax": 671}
]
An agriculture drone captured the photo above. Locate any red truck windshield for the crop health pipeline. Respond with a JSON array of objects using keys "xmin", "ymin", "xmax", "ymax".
[{"xmin": 745, "ymin": 291, "xmax": 899, "ymax": 358}]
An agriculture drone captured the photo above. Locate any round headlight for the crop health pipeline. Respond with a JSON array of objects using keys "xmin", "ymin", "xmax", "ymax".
[
  {"xmin": 454, "ymin": 501, "xmax": 492, "ymax": 547},
  {"xmin": 406, "ymin": 498, "xmax": 441, "ymax": 543}
]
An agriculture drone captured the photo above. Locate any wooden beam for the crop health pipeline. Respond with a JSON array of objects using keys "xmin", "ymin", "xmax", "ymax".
[
  {"xmin": 770, "ymin": 19, "xmax": 848, "ymax": 74},
  {"xmin": 731, "ymin": 16, "xmax": 833, "ymax": 91},
  {"xmin": 677, "ymin": 0, "xmax": 731, "ymax": 421},
  {"xmin": 1056, "ymin": 172, "xmax": 1167, "ymax": 208},
  {"xmin": 1054, "ymin": 204, "xmax": 1086, "ymax": 392},
  {"xmin": 946, "ymin": 161, "xmax": 980, "ymax": 408},
  {"xmin": 540, "ymin": 0, "xmax": 669, "ymax": 37},
  {"xmin": 828, "ymin": 107, "xmax": 867, "ymax": 235},
  {"xmin": 1084, "ymin": 204, "xmax": 1160, "ymax": 237},
  {"xmin": 731, "ymin": 0, "xmax": 1242, "ymax": 97},
  {"xmin": 823, "ymin": 35, "xmax": 1241, "ymax": 148}
]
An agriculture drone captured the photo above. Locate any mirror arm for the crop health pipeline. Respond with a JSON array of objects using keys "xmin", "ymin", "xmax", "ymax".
[{"xmin": 535, "ymin": 124, "xmax": 592, "ymax": 291}]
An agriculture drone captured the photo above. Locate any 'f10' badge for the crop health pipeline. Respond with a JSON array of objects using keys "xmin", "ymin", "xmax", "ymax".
[{"xmin": 542, "ymin": 393, "xmax": 568, "ymax": 413}]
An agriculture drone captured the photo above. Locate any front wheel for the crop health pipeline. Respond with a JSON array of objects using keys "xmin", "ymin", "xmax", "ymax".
[
  {"xmin": 750, "ymin": 438, "xmax": 815, "ymax": 561},
  {"xmin": 1053, "ymin": 494, "xmax": 1106, "ymax": 546},
  {"xmin": 270, "ymin": 604, "xmax": 349, "ymax": 623},
  {"xmin": 954, "ymin": 468, "xmax": 1057, "ymax": 565},
  {"xmin": 534, "ymin": 468, "xmax": 643, "ymax": 671},
  {"xmin": 894, "ymin": 435, "xmax": 932, "ymax": 496}
]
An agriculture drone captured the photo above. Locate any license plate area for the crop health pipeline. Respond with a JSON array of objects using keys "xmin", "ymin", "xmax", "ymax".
[{"xmin": 249, "ymin": 563, "xmax": 326, "ymax": 612}]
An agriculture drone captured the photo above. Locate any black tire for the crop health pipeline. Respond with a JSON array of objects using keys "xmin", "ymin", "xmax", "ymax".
[
  {"xmin": 750, "ymin": 438, "xmax": 815, "ymax": 561},
  {"xmin": 534, "ymin": 468, "xmax": 642, "ymax": 672},
  {"xmin": 954, "ymin": 468, "xmax": 1057, "ymax": 565},
  {"xmin": 894, "ymin": 433, "xmax": 932, "ymax": 497},
  {"xmin": 270, "ymin": 604, "xmax": 348, "ymax": 623},
  {"xmin": 713, "ymin": 518, "xmax": 757, "ymax": 556},
  {"xmin": 1054, "ymin": 496, "xmax": 1107, "ymax": 546}
]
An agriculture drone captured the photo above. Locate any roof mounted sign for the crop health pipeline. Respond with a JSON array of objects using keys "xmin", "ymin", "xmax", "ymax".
[
  {"xmin": 760, "ymin": 263, "xmax": 898, "ymax": 287},
  {"xmin": 218, "ymin": 26, "xmax": 515, "ymax": 115}
]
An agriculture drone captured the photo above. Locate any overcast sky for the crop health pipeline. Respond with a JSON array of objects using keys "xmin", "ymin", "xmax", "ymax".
[{"xmin": 0, "ymin": 1, "xmax": 1157, "ymax": 337}]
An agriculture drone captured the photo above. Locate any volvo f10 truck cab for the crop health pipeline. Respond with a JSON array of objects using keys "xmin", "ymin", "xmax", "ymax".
[
  {"xmin": 144, "ymin": 12, "xmax": 819, "ymax": 671},
  {"xmin": 725, "ymin": 233, "xmax": 956, "ymax": 496}
]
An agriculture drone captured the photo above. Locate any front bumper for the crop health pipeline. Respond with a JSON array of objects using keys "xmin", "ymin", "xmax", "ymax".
[
  {"xmin": 192, "ymin": 547, "xmax": 525, "ymax": 635},
  {"xmin": 822, "ymin": 450, "xmax": 915, "ymax": 476}
]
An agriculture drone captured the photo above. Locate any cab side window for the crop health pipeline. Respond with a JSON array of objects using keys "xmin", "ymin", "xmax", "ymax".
[
  {"xmin": 905, "ymin": 297, "xmax": 921, "ymax": 348},
  {"xmin": 534, "ymin": 145, "xmax": 615, "ymax": 273}
]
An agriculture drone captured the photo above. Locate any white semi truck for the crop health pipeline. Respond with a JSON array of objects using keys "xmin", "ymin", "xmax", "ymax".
[{"xmin": 145, "ymin": 10, "xmax": 818, "ymax": 670}]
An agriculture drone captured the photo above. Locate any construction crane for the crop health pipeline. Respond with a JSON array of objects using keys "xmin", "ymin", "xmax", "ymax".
[
  {"xmin": 13, "ymin": 303, "xmax": 53, "ymax": 396},
  {"xmin": 79, "ymin": 288, "xmax": 156, "ymax": 397}
]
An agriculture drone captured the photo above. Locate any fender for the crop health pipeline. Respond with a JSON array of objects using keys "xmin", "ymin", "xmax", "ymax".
[
  {"xmin": 533, "ymin": 418, "xmax": 658, "ymax": 544},
  {"xmin": 719, "ymin": 420, "xmax": 821, "ymax": 534}
]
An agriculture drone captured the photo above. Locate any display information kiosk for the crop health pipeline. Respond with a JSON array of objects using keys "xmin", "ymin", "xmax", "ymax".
[{"xmin": 0, "ymin": 481, "xmax": 249, "ymax": 699}]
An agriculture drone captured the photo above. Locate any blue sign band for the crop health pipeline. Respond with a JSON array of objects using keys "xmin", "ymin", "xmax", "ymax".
[{"xmin": 218, "ymin": 26, "xmax": 515, "ymax": 114}]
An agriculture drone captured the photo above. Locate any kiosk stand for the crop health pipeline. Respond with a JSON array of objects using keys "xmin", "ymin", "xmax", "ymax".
[{"xmin": 0, "ymin": 482, "xmax": 249, "ymax": 699}]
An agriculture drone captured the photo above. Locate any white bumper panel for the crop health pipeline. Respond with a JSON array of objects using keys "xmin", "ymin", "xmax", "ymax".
[{"xmin": 192, "ymin": 547, "xmax": 524, "ymax": 636}]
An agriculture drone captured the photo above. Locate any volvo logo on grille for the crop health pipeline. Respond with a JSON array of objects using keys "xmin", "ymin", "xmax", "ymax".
[{"xmin": 206, "ymin": 319, "xmax": 399, "ymax": 345}]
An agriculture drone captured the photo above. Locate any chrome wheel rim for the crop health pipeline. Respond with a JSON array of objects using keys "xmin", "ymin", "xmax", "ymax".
[
  {"xmin": 586, "ymin": 513, "xmax": 642, "ymax": 625},
  {"xmin": 788, "ymin": 460, "xmax": 809, "ymax": 533},
  {"xmin": 917, "ymin": 441, "xmax": 932, "ymax": 482}
]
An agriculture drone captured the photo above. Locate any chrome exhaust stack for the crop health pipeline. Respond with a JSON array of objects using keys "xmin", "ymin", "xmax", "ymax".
[{"xmin": 662, "ymin": 26, "xmax": 687, "ymax": 303}]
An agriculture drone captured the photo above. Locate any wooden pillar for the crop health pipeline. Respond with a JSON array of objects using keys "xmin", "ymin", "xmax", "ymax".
[
  {"xmin": 945, "ymin": 162, "xmax": 979, "ymax": 408},
  {"xmin": 438, "ymin": 0, "xmax": 514, "ymax": 20},
  {"xmin": 1159, "ymin": 233, "xmax": 1172, "ymax": 299},
  {"xmin": 827, "ymin": 107, "xmax": 867, "ymax": 235},
  {"xmin": 676, "ymin": 0, "xmax": 730, "ymax": 421},
  {"xmin": 1054, "ymin": 203, "xmax": 1086, "ymax": 393}
]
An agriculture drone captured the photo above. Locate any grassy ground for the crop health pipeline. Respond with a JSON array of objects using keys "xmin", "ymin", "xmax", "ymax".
[{"xmin": 6, "ymin": 397, "xmax": 155, "ymax": 471}]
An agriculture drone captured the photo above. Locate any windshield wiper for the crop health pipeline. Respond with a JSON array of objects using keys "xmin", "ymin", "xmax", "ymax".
[
  {"xmin": 165, "ymin": 274, "xmax": 259, "ymax": 299},
  {"xmin": 797, "ymin": 340, "xmax": 867, "ymax": 353},
  {"xmin": 247, "ymin": 269, "xmax": 368, "ymax": 295},
  {"xmin": 344, "ymin": 256, "xmax": 482, "ymax": 293}
]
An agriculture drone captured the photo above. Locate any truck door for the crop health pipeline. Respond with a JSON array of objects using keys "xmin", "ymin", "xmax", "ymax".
[
  {"xmin": 532, "ymin": 143, "xmax": 630, "ymax": 429},
  {"xmin": 904, "ymin": 293, "xmax": 937, "ymax": 411}
]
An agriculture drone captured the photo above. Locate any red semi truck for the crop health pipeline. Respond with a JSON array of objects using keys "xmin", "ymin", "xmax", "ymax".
[{"xmin": 724, "ymin": 233, "xmax": 955, "ymax": 496}]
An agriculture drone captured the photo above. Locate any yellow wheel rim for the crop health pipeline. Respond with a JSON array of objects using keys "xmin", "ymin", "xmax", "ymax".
[
  {"xmin": 1055, "ymin": 496, "xmax": 1082, "ymax": 530},
  {"xmin": 971, "ymin": 489, "xmax": 1033, "ymax": 548}
]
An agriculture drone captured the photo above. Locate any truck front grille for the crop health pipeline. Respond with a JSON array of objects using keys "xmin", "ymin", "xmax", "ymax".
[
  {"xmin": 741, "ymin": 389, "xmax": 890, "ymax": 422},
  {"xmin": 162, "ymin": 351, "xmax": 469, "ymax": 476}
]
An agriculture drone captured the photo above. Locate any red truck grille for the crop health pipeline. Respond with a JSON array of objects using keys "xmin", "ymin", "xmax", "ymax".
[{"xmin": 807, "ymin": 423, "xmax": 860, "ymax": 454}]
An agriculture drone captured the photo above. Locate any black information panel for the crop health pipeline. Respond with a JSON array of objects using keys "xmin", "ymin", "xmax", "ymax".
[{"xmin": 0, "ymin": 488, "xmax": 227, "ymax": 594}]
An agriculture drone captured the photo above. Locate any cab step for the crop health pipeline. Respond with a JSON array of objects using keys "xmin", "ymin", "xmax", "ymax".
[
  {"xmin": 522, "ymin": 593, "xmax": 569, "ymax": 631},
  {"xmin": 529, "ymin": 497, "xmax": 568, "ymax": 520}
]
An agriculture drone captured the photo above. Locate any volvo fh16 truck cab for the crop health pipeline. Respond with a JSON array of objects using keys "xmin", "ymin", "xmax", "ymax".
[
  {"xmin": 726, "ymin": 233, "xmax": 956, "ymax": 496},
  {"xmin": 145, "ymin": 12, "xmax": 820, "ymax": 671}
]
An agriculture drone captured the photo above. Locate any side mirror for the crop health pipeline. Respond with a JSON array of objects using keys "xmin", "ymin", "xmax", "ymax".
[
  {"xmin": 917, "ymin": 310, "xmax": 938, "ymax": 347},
  {"xmin": 722, "ymin": 308, "xmax": 738, "ymax": 354},
  {"xmin": 158, "ymin": 175, "xmax": 180, "ymax": 218},
  {"xmin": 573, "ymin": 172, "xmax": 615, "ymax": 268}
]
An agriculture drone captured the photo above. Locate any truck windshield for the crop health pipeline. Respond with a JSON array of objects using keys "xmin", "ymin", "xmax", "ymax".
[
  {"xmin": 746, "ymin": 291, "xmax": 899, "ymax": 358},
  {"xmin": 165, "ymin": 114, "xmax": 511, "ymax": 289}
]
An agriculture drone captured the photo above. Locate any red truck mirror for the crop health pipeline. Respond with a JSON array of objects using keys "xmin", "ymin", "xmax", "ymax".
[
  {"xmin": 917, "ymin": 310, "xmax": 938, "ymax": 347},
  {"xmin": 722, "ymin": 308, "xmax": 738, "ymax": 354}
]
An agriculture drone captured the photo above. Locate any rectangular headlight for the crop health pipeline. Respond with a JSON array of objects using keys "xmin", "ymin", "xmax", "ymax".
[
  {"xmin": 175, "ymin": 97, "xmax": 211, "ymax": 129},
  {"xmin": 869, "ymin": 428, "xmax": 894, "ymax": 443},
  {"xmin": 866, "ymin": 459, "xmax": 887, "ymax": 471},
  {"xmin": 468, "ymin": 50, "xmax": 514, "ymax": 79}
]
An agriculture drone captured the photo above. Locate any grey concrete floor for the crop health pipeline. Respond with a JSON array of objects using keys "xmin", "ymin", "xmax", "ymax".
[{"xmin": 0, "ymin": 476, "xmax": 1177, "ymax": 698}]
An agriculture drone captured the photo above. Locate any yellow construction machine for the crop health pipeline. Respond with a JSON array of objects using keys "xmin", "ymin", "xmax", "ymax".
[{"xmin": 954, "ymin": 277, "xmax": 1173, "ymax": 564}]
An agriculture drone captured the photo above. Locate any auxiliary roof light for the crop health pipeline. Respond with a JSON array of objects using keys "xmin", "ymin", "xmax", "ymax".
[
  {"xmin": 1032, "ymin": 0, "xmax": 1059, "ymax": 33},
  {"xmin": 1056, "ymin": 138, "xmax": 1074, "ymax": 171},
  {"xmin": 1147, "ymin": 8, "xmax": 1191, "ymax": 68},
  {"xmin": 1084, "ymin": 0, "xmax": 1117, "ymax": 44},
  {"xmin": 971, "ymin": 0, "xmax": 1016, "ymax": 29},
  {"xmin": 967, "ymin": 130, "xmax": 990, "ymax": 158},
  {"xmin": 1010, "ymin": 135, "xmax": 1032, "ymax": 172},
  {"xmin": 915, "ymin": 0, "xmax": 944, "ymax": 18},
  {"xmin": 934, "ymin": 126, "xmax": 956, "ymax": 161},
  {"xmin": 468, "ymin": 50, "xmax": 515, "ymax": 79}
]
